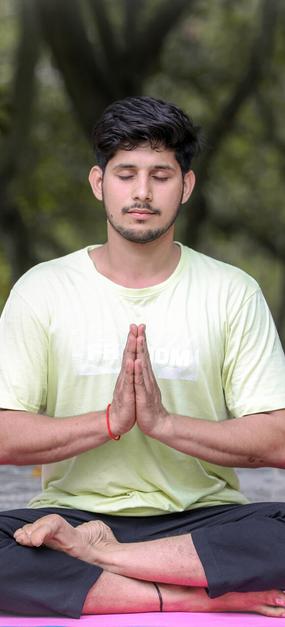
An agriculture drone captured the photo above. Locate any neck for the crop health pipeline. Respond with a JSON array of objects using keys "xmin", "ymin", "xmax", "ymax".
[{"xmin": 89, "ymin": 227, "xmax": 181, "ymax": 288}]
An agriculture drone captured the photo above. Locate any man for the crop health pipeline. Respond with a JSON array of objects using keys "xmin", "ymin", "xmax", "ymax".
[{"xmin": 0, "ymin": 96, "xmax": 285, "ymax": 618}]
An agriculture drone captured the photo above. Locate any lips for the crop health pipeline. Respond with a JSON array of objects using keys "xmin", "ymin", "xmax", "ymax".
[{"xmin": 128, "ymin": 210, "xmax": 155, "ymax": 215}]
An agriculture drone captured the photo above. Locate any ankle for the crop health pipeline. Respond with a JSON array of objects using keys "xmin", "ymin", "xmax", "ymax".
[{"xmin": 161, "ymin": 585, "xmax": 211, "ymax": 612}]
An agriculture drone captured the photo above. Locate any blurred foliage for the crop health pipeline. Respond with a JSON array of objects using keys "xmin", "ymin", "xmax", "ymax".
[{"xmin": 0, "ymin": 0, "xmax": 285, "ymax": 344}]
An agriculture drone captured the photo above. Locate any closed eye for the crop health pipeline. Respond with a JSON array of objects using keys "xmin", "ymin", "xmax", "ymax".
[{"xmin": 117, "ymin": 174, "xmax": 170, "ymax": 181}]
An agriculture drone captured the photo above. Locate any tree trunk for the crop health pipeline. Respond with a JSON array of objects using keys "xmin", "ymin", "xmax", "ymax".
[{"xmin": 0, "ymin": 0, "xmax": 41, "ymax": 283}]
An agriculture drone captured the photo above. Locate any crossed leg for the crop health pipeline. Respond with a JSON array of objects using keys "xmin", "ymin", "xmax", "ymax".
[{"xmin": 14, "ymin": 514, "xmax": 285, "ymax": 617}]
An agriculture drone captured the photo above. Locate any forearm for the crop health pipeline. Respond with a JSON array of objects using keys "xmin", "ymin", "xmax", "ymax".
[
  {"xmin": 149, "ymin": 410, "xmax": 285, "ymax": 468},
  {"xmin": 0, "ymin": 409, "xmax": 110, "ymax": 465}
]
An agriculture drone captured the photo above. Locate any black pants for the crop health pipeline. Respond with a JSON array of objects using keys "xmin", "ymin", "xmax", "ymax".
[{"xmin": 0, "ymin": 502, "xmax": 285, "ymax": 617}]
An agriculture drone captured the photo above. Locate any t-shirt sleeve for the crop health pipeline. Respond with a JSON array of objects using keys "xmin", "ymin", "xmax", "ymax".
[
  {"xmin": 222, "ymin": 288, "xmax": 285, "ymax": 417},
  {"xmin": 0, "ymin": 289, "xmax": 48, "ymax": 412}
]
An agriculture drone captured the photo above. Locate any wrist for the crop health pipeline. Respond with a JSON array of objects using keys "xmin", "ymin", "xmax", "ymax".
[
  {"xmin": 144, "ymin": 407, "xmax": 171, "ymax": 439},
  {"xmin": 106, "ymin": 403, "xmax": 121, "ymax": 440}
]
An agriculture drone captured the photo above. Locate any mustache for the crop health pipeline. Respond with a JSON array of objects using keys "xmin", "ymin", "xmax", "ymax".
[{"xmin": 122, "ymin": 203, "xmax": 161, "ymax": 215}]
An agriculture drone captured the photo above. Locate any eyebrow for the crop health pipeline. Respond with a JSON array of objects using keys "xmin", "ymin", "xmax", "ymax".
[{"xmin": 112, "ymin": 163, "xmax": 176, "ymax": 171}]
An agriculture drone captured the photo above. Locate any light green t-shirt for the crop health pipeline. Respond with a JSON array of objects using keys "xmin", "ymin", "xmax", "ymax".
[{"xmin": 0, "ymin": 243, "xmax": 285, "ymax": 515}]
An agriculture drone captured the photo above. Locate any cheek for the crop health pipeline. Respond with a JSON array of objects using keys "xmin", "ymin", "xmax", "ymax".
[
  {"xmin": 162, "ymin": 185, "xmax": 183, "ymax": 207},
  {"xmin": 103, "ymin": 182, "xmax": 128, "ymax": 207}
]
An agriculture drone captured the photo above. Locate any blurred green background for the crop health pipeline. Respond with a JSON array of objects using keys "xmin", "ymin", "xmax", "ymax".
[{"xmin": 1, "ymin": 0, "xmax": 285, "ymax": 343}]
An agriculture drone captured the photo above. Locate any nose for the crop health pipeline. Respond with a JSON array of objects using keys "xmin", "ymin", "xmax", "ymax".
[{"xmin": 132, "ymin": 175, "xmax": 152, "ymax": 202}]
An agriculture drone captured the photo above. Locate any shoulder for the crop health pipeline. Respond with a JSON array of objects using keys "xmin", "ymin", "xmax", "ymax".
[
  {"xmin": 2, "ymin": 247, "xmax": 93, "ymax": 324},
  {"xmin": 181, "ymin": 244, "xmax": 260, "ymax": 303},
  {"xmin": 11, "ymin": 247, "xmax": 90, "ymax": 299},
  {"xmin": 182, "ymin": 244, "xmax": 257, "ymax": 287}
]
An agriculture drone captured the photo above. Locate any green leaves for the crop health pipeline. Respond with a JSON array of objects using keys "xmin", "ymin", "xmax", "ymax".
[{"xmin": 1, "ymin": 0, "xmax": 285, "ymax": 341}]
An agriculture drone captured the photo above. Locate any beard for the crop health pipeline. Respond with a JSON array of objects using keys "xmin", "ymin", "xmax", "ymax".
[{"xmin": 103, "ymin": 199, "xmax": 182, "ymax": 244}]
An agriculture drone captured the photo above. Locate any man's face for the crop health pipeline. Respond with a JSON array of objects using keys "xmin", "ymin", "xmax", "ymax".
[{"xmin": 89, "ymin": 144, "xmax": 195, "ymax": 244}]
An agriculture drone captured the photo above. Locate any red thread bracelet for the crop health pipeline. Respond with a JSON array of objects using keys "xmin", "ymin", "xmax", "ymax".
[{"xmin": 106, "ymin": 403, "xmax": 120, "ymax": 440}]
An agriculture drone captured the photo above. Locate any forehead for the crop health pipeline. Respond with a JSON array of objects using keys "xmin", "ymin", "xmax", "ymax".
[{"xmin": 107, "ymin": 144, "xmax": 179, "ymax": 170}]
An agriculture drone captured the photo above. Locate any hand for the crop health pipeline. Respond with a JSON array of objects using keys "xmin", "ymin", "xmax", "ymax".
[
  {"xmin": 134, "ymin": 325, "xmax": 169, "ymax": 437},
  {"xmin": 109, "ymin": 324, "xmax": 137, "ymax": 437}
]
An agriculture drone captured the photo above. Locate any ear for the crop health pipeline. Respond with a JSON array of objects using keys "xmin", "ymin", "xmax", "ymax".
[
  {"xmin": 89, "ymin": 166, "xmax": 104, "ymax": 201},
  {"xmin": 181, "ymin": 170, "xmax": 196, "ymax": 204}
]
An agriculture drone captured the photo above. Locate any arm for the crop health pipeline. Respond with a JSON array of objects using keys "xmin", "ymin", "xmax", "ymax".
[
  {"xmin": 147, "ymin": 408, "xmax": 285, "ymax": 469},
  {"xmin": 0, "ymin": 408, "xmax": 108, "ymax": 465},
  {"xmin": 134, "ymin": 327, "xmax": 285, "ymax": 468},
  {"xmin": 0, "ymin": 325, "xmax": 137, "ymax": 466}
]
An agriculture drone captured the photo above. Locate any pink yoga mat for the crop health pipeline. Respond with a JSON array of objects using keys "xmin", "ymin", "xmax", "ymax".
[{"xmin": 0, "ymin": 612, "xmax": 285, "ymax": 627}]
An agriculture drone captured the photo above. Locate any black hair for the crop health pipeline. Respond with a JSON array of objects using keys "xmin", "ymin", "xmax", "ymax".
[{"xmin": 92, "ymin": 96, "xmax": 203, "ymax": 174}]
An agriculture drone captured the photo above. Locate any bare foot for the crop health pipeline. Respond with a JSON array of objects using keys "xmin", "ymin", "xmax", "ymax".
[
  {"xmin": 167, "ymin": 586, "xmax": 285, "ymax": 617},
  {"xmin": 14, "ymin": 517, "xmax": 285, "ymax": 618},
  {"xmin": 216, "ymin": 588, "xmax": 285, "ymax": 618},
  {"xmin": 14, "ymin": 514, "xmax": 117, "ymax": 563}
]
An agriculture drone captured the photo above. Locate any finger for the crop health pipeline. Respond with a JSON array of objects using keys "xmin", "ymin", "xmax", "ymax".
[
  {"xmin": 119, "ymin": 356, "xmax": 134, "ymax": 385},
  {"xmin": 130, "ymin": 323, "xmax": 138, "ymax": 337},
  {"xmin": 136, "ymin": 329, "xmax": 151, "ymax": 362},
  {"xmin": 123, "ymin": 358, "xmax": 134, "ymax": 387},
  {"xmin": 137, "ymin": 323, "xmax": 145, "ymax": 337},
  {"xmin": 113, "ymin": 357, "xmax": 134, "ymax": 403},
  {"xmin": 134, "ymin": 358, "xmax": 151, "ymax": 400},
  {"xmin": 141, "ymin": 329, "xmax": 152, "ymax": 362},
  {"xmin": 115, "ymin": 329, "xmax": 136, "ymax": 391},
  {"xmin": 122, "ymin": 326, "xmax": 137, "ymax": 364},
  {"xmin": 134, "ymin": 357, "xmax": 154, "ymax": 400},
  {"xmin": 136, "ymin": 335, "xmax": 154, "ymax": 391},
  {"xmin": 134, "ymin": 358, "xmax": 145, "ymax": 387}
]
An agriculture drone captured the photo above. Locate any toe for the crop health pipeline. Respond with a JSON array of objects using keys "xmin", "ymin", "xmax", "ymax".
[{"xmin": 259, "ymin": 605, "xmax": 285, "ymax": 618}]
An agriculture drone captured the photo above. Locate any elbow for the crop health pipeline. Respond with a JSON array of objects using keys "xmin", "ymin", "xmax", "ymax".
[
  {"xmin": 0, "ymin": 442, "xmax": 22, "ymax": 465},
  {"xmin": 0, "ymin": 410, "xmax": 27, "ymax": 464},
  {"xmin": 0, "ymin": 450, "xmax": 16, "ymax": 465},
  {"xmin": 257, "ymin": 446, "xmax": 285, "ymax": 469}
]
